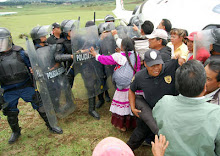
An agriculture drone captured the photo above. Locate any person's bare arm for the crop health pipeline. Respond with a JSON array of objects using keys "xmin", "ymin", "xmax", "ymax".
[{"xmin": 129, "ymin": 89, "xmax": 141, "ymax": 118}]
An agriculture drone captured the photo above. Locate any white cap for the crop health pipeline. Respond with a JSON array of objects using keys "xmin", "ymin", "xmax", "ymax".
[{"xmin": 146, "ymin": 29, "xmax": 168, "ymax": 40}]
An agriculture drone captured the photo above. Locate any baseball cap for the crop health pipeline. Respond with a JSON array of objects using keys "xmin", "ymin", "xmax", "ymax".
[
  {"xmin": 144, "ymin": 49, "xmax": 164, "ymax": 67},
  {"xmin": 146, "ymin": 29, "xmax": 168, "ymax": 40},
  {"xmin": 52, "ymin": 22, "xmax": 60, "ymax": 29},
  {"xmin": 186, "ymin": 31, "xmax": 198, "ymax": 41}
]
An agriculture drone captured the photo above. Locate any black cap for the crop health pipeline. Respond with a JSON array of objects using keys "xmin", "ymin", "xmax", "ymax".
[
  {"xmin": 52, "ymin": 22, "xmax": 60, "ymax": 29},
  {"xmin": 144, "ymin": 49, "xmax": 164, "ymax": 67}
]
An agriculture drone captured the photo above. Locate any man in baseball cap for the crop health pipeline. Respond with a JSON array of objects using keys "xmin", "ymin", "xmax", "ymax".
[
  {"xmin": 127, "ymin": 48, "xmax": 182, "ymax": 151},
  {"xmin": 47, "ymin": 22, "xmax": 61, "ymax": 44},
  {"xmin": 147, "ymin": 29, "xmax": 171, "ymax": 62}
]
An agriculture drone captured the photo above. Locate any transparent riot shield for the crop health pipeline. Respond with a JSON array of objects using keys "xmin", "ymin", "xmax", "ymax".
[
  {"xmin": 26, "ymin": 39, "xmax": 58, "ymax": 128},
  {"xmin": 193, "ymin": 29, "xmax": 215, "ymax": 61},
  {"xmin": 71, "ymin": 25, "xmax": 106, "ymax": 99},
  {"xmin": 116, "ymin": 25, "xmax": 141, "ymax": 39},
  {"xmin": 99, "ymin": 32, "xmax": 117, "ymax": 96},
  {"xmin": 26, "ymin": 39, "xmax": 76, "ymax": 121}
]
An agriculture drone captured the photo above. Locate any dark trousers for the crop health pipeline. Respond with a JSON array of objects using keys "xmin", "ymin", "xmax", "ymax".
[
  {"xmin": 127, "ymin": 95, "xmax": 159, "ymax": 151},
  {"xmin": 127, "ymin": 118, "xmax": 152, "ymax": 150},
  {"xmin": 135, "ymin": 95, "xmax": 158, "ymax": 134}
]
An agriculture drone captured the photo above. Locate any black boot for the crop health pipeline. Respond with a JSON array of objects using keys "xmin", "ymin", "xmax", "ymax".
[
  {"xmin": 89, "ymin": 97, "xmax": 100, "ymax": 120},
  {"xmin": 38, "ymin": 111, "xmax": 63, "ymax": 134},
  {"xmin": 96, "ymin": 92, "xmax": 105, "ymax": 108},
  {"xmin": 7, "ymin": 112, "xmax": 21, "ymax": 144},
  {"xmin": 105, "ymin": 90, "xmax": 111, "ymax": 102}
]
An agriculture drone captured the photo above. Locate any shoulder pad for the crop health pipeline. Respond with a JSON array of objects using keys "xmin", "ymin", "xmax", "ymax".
[
  {"xmin": 56, "ymin": 38, "xmax": 65, "ymax": 44},
  {"xmin": 12, "ymin": 45, "xmax": 23, "ymax": 52}
]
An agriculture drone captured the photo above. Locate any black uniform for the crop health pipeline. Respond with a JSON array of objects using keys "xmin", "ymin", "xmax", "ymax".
[
  {"xmin": 47, "ymin": 35, "xmax": 59, "ymax": 44},
  {"xmin": 127, "ymin": 59, "xmax": 179, "ymax": 150}
]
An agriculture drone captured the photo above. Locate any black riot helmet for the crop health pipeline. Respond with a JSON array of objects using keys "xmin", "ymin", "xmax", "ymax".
[
  {"xmin": 104, "ymin": 15, "xmax": 115, "ymax": 23},
  {"xmin": 30, "ymin": 25, "xmax": 49, "ymax": 45},
  {"xmin": 30, "ymin": 25, "xmax": 49, "ymax": 40},
  {"xmin": 60, "ymin": 20, "xmax": 76, "ymax": 33},
  {"xmin": 0, "ymin": 27, "xmax": 13, "ymax": 52}
]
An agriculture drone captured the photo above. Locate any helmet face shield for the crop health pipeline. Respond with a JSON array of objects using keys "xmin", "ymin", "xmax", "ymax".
[{"xmin": 0, "ymin": 36, "xmax": 12, "ymax": 52}]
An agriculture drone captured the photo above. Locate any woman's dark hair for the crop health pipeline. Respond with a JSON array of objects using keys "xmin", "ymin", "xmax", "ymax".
[{"xmin": 121, "ymin": 37, "xmax": 138, "ymax": 73}]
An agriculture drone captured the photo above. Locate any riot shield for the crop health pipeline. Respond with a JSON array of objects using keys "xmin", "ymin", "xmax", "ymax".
[
  {"xmin": 193, "ymin": 29, "xmax": 215, "ymax": 61},
  {"xmin": 71, "ymin": 25, "xmax": 106, "ymax": 99},
  {"xmin": 99, "ymin": 32, "xmax": 117, "ymax": 95},
  {"xmin": 26, "ymin": 39, "xmax": 76, "ymax": 120},
  {"xmin": 116, "ymin": 25, "xmax": 141, "ymax": 39}
]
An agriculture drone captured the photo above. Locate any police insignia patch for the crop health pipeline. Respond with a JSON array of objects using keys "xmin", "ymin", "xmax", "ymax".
[
  {"xmin": 131, "ymin": 76, "xmax": 135, "ymax": 83},
  {"xmin": 164, "ymin": 75, "xmax": 172, "ymax": 84}
]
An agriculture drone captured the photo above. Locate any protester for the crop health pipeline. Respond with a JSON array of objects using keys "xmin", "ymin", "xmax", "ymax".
[
  {"xmin": 153, "ymin": 60, "xmax": 220, "ymax": 155},
  {"xmin": 93, "ymin": 135, "xmax": 168, "ymax": 156},
  {"xmin": 90, "ymin": 37, "xmax": 141, "ymax": 131},
  {"xmin": 167, "ymin": 28, "xmax": 188, "ymax": 64},
  {"xmin": 157, "ymin": 19, "xmax": 172, "ymax": 41},
  {"xmin": 205, "ymin": 58, "xmax": 220, "ymax": 105},
  {"xmin": 147, "ymin": 29, "xmax": 171, "ymax": 62},
  {"xmin": 112, "ymin": 20, "xmax": 154, "ymax": 68},
  {"xmin": 186, "ymin": 31, "xmax": 210, "ymax": 64},
  {"xmin": 92, "ymin": 137, "xmax": 135, "ymax": 156},
  {"xmin": 127, "ymin": 49, "xmax": 181, "ymax": 150},
  {"xmin": 151, "ymin": 134, "xmax": 169, "ymax": 156},
  {"xmin": 157, "ymin": 19, "xmax": 172, "ymax": 34}
]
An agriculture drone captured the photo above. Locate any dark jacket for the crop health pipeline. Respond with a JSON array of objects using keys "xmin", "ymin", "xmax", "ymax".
[{"xmin": 159, "ymin": 46, "xmax": 171, "ymax": 62}]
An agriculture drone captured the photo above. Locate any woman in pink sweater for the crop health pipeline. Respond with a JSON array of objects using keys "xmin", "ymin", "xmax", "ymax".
[{"xmin": 90, "ymin": 37, "xmax": 141, "ymax": 131}]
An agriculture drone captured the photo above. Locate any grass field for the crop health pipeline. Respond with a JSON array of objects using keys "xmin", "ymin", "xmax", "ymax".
[{"xmin": 0, "ymin": 1, "xmax": 153, "ymax": 156}]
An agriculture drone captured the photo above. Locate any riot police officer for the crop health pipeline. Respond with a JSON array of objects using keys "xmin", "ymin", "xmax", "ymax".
[
  {"xmin": 47, "ymin": 22, "xmax": 61, "ymax": 45},
  {"xmin": 0, "ymin": 28, "xmax": 61, "ymax": 145},
  {"xmin": 30, "ymin": 25, "xmax": 75, "ymax": 127},
  {"xmin": 60, "ymin": 20, "xmax": 76, "ymax": 87}
]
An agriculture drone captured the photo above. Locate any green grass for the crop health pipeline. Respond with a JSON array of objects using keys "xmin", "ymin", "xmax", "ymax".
[{"xmin": 0, "ymin": 2, "xmax": 152, "ymax": 156}]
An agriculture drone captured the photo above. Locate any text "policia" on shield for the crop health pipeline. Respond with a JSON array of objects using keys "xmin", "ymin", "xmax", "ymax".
[{"xmin": 74, "ymin": 53, "xmax": 93, "ymax": 62}]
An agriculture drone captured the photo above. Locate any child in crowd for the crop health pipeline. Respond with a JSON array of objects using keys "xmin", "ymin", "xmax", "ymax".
[{"xmin": 90, "ymin": 37, "xmax": 141, "ymax": 131}]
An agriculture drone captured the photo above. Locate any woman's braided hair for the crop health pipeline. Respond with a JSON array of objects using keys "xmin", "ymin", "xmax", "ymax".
[{"xmin": 121, "ymin": 37, "xmax": 138, "ymax": 73}]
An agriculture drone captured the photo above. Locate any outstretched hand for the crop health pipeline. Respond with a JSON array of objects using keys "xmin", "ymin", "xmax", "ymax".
[
  {"xmin": 151, "ymin": 134, "xmax": 169, "ymax": 156},
  {"xmin": 89, "ymin": 47, "xmax": 98, "ymax": 57}
]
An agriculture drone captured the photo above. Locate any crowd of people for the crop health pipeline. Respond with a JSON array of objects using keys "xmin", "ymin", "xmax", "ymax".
[{"xmin": 0, "ymin": 14, "xmax": 220, "ymax": 155}]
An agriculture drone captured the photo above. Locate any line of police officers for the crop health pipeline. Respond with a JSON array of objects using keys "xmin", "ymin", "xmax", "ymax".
[{"xmin": 0, "ymin": 15, "xmax": 117, "ymax": 144}]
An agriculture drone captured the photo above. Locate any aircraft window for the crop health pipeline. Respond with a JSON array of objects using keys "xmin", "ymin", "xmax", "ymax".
[{"xmin": 213, "ymin": 4, "xmax": 220, "ymax": 14}]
